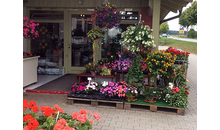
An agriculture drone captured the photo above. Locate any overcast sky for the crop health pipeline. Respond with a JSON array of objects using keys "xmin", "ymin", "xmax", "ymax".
[{"xmin": 164, "ymin": 0, "xmax": 197, "ymax": 31}]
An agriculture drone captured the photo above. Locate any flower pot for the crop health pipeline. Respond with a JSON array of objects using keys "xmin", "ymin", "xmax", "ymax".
[
  {"xmin": 144, "ymin": 96, "xmax": 156, "ymax": 103},
  {"xmin": 90, "ymin": 71, "xmax": 96, "ymax": 76},
  {"xmin": 125, "ymin": 95, "xmax": 137, "ymax": 102}
]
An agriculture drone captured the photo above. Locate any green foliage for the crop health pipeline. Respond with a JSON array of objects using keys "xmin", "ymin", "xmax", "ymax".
[
  {"xmin": 87, "ymin": 27, "xmax": 104, "ymax": 41},
  {"xmin": 187, "ymin": 28, "xmax": 197, "ymax": 38},
  {"xmin": 143, "ymin": 86, "xmax": 159, "ymax": 100},
  {"xmin": 179, "ymin": 11, "xmax": 190, "ymax": 29},
  {"xmin": 159, "ymin": 22, "xmax": 169, "ymax": 33},
  {"xmin": 186, "ymin": 1, "xmax": 197, "ymax": 26},
  {"xmin": 126, "ymin": 53, "xmax": 144, "ymax": 92},
  {"xmin": 100, "ymin": 67, "xmax": 111, "ymax": 76}
]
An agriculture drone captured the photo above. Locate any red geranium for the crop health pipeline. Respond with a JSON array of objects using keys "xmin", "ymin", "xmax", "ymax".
[
  {"xmin": 32, "ymin": 106, "xmax": 39, "ymax": 113},
  {"xmin": 28, "ymin": 101, "xmax": 37, "ymax": 109},
  {"xmin": 79, "ymin": 109, "xmax": 87, "ymax": 115}
]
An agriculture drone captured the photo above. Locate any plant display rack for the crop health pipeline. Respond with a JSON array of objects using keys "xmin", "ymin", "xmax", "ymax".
[
  {"xmin": 66, "ymin": 93, "xmax": 185, "ymax": 115},
  {"xmin": 124, "ymin": 97, "xmax": 185, "ymax": 115},
  {"xmin": 66, "ymin": 92, "xmax": 124, "ymax": 109}
]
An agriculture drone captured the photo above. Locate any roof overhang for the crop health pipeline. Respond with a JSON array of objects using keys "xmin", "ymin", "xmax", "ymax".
[{"xmin": 160, "ymin": 0, "xmax": 193, "ymax": 21}]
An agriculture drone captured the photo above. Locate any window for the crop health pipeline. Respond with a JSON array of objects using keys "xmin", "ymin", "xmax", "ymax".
[
  {"xmin": 30, "ymin": 10, "xmax": 64, "ymax": 20},
  {"xmin": 120, "ymin": 11, "xmax": 138, "ymax": 20}
]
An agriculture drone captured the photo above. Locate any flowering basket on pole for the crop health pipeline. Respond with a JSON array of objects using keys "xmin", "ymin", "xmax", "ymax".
[{"xmin": 89, "ymin": 2, "xmax": 121, "ymax": 29}]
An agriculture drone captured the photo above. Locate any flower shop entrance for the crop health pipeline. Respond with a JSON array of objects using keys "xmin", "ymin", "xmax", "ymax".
[{"xmin": 66, "ymin": 11, "xmax": 94, "ymax": 74}]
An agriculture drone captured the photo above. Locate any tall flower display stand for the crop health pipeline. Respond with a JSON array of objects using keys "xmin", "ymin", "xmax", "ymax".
[
  {"xmin": 23, "ymin": 56, "xmax": 40, "ymax": 87},
  {"xmin": 93, "ymin": 38, "xmax": 102, "ymax": 64}
]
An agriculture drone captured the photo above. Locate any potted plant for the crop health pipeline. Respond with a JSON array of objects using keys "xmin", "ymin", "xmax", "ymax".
[
  {"xmin": 23, "ymin": 99, "xmax": 101, "ymax": 130},
  {"xmin": 162, "ymin": 85, "xmax": 190, "ymax": 107},
  {"xmin": 145, "ymin": 50, "xmax": 176, "ymax": 87},
  {"xmin": 126, "ymin": 53, "xmax": 144, "ymax": 93},
  {"xmin": 100, "ymin": 81, "xmax": 118, "ymax": 100},
  {"xmin": 71, "ymin": 82, "xmax": 87, "ymax": 94},
  {"xmin": 143, "ymin": 86, "xmax": 159, "ymax": 103},
  {"xmin": 114, "ymin": 59, "xmax": 131, "ymax": 73},
  {"xmin": 84, "ymin": 63, "xmax": 93, "ymax": 73},
  {"xmin": 125, "ymin": 83, "xmax": 138, "ymax": 102},
  {"xmin": 85, "ymin": 82, "xmax": 98, "ymax": 94},
  {"xmin": 120, "ymin": 21, "xmax": 156, "ymax": 52},
  {"xmin": 89, "ymin": 2, "xmax": 121, "ymax": 29},
  {"xmin": 23, "ymin": 17, "xmax": 39, "ymax": 40},
  {"xmin": 100, "ymin": 67, "xmax": 111, "ymax": 76},
  {"xmin": 87, "ymin": 27, "xmax": 104, "ymax": 48}
]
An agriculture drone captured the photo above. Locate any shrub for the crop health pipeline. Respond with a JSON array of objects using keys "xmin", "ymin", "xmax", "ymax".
[{"xmin": 187, "ymin": 29, "xmax": 197, "ymax": 38}]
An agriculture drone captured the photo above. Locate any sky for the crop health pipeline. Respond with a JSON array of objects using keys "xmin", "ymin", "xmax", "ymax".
[{"xmin": 164, "ymin": 0, "xmax": 197, "ymax": 31}]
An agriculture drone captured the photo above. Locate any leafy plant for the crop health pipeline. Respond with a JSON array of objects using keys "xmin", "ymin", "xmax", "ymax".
[
  {"xmin": 100, "ymin": 67, "xmax": 111, "ymax": 76},
  {"xmin": 87, "ymin": 27, "xmax": 104, "ymax": 48},
  {"xmin": 162, "ymin": 86, "xmax": 190, "ymax": 107},
  {"xmin": 23, "ymin": 17, "xmax": 39, "ymax": 39},
  {"xmin": 125, "ymin": 83, "xmax": 138, "ymax": 102},
  {"xmin": 143, "ymin": 86, "xmax": 159, "ymax": 101},
  {"xmin": 126, "ymin": 52, "xmax": 144, "ymax": 92}
]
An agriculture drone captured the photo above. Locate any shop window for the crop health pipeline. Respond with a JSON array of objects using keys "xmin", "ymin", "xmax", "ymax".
[
  {"xmin": 30, "ymin": 10, "xmax": 64, "ymax": 20},
  {"xmin": 31, "ymin": 23, "xmax": 64, "ymax": 69},
  {"xmin": 71, "ymin": 14, "xmax": 93, "ymax": 67},
  {"xmin": 120, "ymin": 11, "xmax": 138, "ymax": 20}
]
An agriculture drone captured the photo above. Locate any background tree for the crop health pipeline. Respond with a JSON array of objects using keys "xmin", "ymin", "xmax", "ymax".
[
  {"xmin": 186, "ymin": 1, "xmax": 197, "ymax": 26},
  {"xmin": 159, "ymin": 22, "xmax": 169, "ymax": 34},
  {"xmin": 179, "ymin": 1, "xmax": 197, "ymax": 31},
  {"xmin": 179, "ymin": 11, "xmax": 190, "ymax": 31}
]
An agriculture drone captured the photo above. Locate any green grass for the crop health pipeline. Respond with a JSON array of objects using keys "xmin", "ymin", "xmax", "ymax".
[{"xmin": 159, "ymin": 37, "xmax": 197, "ymax": 54}]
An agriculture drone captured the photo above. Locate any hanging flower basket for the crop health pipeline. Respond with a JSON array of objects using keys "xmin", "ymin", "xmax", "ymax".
[
  {"xmin": 89, "ymin": 2, "xmax": 121, "ymax": 29},
  {"xmin": 23, "ymin": 17, "xmax": 39, "ymax": 39}
]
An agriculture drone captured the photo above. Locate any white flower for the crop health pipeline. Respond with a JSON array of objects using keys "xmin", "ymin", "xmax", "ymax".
[
  {"xmin": 168, "ymin": 82, "xmax": 174, "ymax": 89},
  {"xmin": 102, "ymin": 81, "xmax": 108, "ymax": 87}
]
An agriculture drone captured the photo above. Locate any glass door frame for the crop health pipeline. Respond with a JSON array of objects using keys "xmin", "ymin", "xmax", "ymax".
[{"xmin": 66, "ymin": 10, "xmax": 93, "ymax": 74}]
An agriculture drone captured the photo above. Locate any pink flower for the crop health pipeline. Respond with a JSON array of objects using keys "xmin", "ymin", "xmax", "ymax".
[
  {"xmin": 77, "ymin": 114, "xmax": 87, "ymax": 123},
  {"xmin": 93, "ymin": 113, "xmax": 101, "ymax": 120},
  {"xmin": 176, "ymin": 87, "xmax": 180, "ymax": 92}
]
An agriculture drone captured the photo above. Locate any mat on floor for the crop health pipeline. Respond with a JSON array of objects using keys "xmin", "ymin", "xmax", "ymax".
[{"xmin": 31, "ymin": 74, "xmax": 77, "ymax": 92}]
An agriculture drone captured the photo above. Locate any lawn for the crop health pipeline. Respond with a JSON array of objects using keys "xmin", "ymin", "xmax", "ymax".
[{"xmin": 159, "ymin": 37, "xmax": 197, "ymax": 54}]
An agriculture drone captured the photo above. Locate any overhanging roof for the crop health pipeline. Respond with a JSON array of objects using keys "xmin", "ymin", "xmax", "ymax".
[{"xmin": 160, "ymin": 0, "xmax": 193, "ymax": 20}]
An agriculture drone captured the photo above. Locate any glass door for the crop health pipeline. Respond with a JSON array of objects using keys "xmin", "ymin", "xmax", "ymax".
[{"xmin": 67, "ymin": 12, "xmax": 94, "ymax": 74}]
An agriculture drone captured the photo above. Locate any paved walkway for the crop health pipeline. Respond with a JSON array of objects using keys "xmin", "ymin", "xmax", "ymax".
[{"xmin": 23, "ymin": 46, "xmax": 197, "ymax": 130}]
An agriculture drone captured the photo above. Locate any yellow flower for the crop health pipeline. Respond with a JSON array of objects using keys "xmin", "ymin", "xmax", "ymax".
[
  {"xmin": 167, "ymin": 76, "xmax": 169, "ymax": 78},
  {"xmin": 186, "ymin": 79, "xmax": 189, "ymax": 82}
]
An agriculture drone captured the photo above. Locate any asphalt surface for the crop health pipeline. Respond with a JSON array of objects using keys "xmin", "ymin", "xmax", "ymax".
[{"xmin": 168, "ymin": 36, "xmax": 197, "ymax": 43}]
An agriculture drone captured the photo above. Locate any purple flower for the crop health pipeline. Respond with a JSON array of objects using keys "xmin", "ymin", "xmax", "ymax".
[
  {"xmin": 128, "ymin": 54, "xmax": 131, "ymax": 57},
  {"xmin": 132, "ymin": 54, "xmax": 136, "ymax": 58}
]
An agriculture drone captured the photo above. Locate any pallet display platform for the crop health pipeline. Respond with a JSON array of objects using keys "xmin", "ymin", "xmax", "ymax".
[
  {"xmin": 66, "ymin": 97, "xmax": 124, "ymax": 109},
  {"xmin": 124, "ymin": 97, "xmax": 185, "ymax": 115}
]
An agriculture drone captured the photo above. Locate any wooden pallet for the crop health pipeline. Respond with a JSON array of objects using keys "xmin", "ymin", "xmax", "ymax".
[
  {"xmin": 124, "ymin": 102, "xmax": 185, "ymax": 115},
  {"xmin": 66, "ymin": 97, "xmax": 124, "ymax": 109}
]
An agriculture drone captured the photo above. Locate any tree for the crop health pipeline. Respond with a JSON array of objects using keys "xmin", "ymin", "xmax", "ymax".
[
  {"xmin": 179, "ymin": 11, "xmax": 190, "ymax": 31},
  {"xmin": 186, "ymin": 1, "xmax": 197, "ymax": 26},
  {"xmin": 179, "ymin": 1, "xmax": 197, "ymax": 30},
  {"xmin": 159, "ymin": 22, "xmax": 169, "ymax": 33}
]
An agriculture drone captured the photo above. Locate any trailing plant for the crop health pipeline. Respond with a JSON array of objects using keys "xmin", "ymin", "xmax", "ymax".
[
  {"xmin": 87, "ymin": 27, "xmax": 104, "ymax": 48},
  {"xmin": 120, "ymin": 21, "xmax": 156, "ymax": 52},
  {"xmin": 23, "ymin": 17, "xmax": 39, "ymax": 39},
  {"xmin": 89, "ymin": 2, "xmax": 121, "ymax": 29}
]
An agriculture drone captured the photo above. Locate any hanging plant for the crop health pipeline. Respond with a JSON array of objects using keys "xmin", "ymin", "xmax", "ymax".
[
  {"xmin": 89, "ymin": 2, "xmax": 121, "ymax": 29},
  {"xmin": 120, "ymin": 21, "xmax": 156, "ymax": 52},
  {"xmin": 23, "ymin": 17, "xmax": 39, "ymax": 39},
  {"xmin": 87, "ymin": 27, "xmax": 104, "ymax": 48}
]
